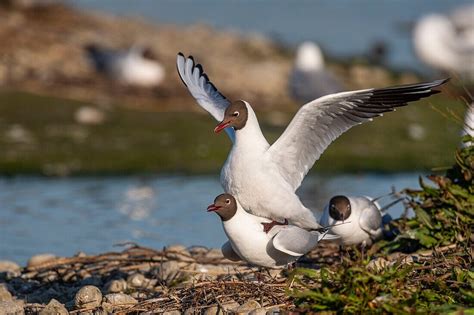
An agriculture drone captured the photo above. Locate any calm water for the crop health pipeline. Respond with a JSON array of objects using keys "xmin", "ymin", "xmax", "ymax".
[
  {"xmin": 69, "ymin": 0, "xmax": 472, "ymax": 72},
  {"xmin": 0, "ymin": 174, "xmax": 420, "ymax": 264}
]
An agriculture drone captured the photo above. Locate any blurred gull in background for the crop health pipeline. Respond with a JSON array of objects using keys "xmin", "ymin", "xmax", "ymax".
[
  {"xmin": 413, "ymin": 6, "xmax": 474, "ymax": 80},
  {"xmin": 289, "ymin": 41, "xmax": 344, "ymax": 103},
  {"xmin": 85, "ymin": 44, "xmax": 166, "ymax": 87}
]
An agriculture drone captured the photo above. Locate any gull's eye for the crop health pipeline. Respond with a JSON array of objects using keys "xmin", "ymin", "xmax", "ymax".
[
  {"xmin": 233, "ymin": 111, "xmax": 239, "ymax": 117},
  {"xmin": 225, "ymin": 199, "xmax": 231, "ymax": 204},
  {"xmin": 330, "ymin": 204, "xmax": 335, "ymax": 209}
]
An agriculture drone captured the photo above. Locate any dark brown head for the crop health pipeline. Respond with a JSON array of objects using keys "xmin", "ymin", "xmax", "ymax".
[
  {"xmin": 328, "ymin": 195, "xmax": 351, "ymax": 221},
  {"xmin": 207, "ymin": 193, "xmax": 238, "ymax": 221},
  {"xmin": 214, "ymin": 100, "xmax": 249, "ymax": 133},
  {"xmin": 141, "ymin": 47, "xmax": 157, "ymax": 61}
]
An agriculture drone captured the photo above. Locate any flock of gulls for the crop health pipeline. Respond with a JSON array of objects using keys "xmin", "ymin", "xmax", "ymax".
[
  {"xmin": 176, "ymin": 53, "xmax": 448, "ymax": 268},
  {"xmin": 82, "ymin": 5, "xmax": 472, "ymax": 268}
]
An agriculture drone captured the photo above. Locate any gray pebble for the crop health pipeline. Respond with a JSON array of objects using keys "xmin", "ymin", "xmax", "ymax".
[
  {"xmin": 0, "ymin": 261, "xmax": 20, "ymax": 273},
  {"xmin": 74, "ymin": 286, "xmax": 102, "ymax": 309},
  {"xmin": 39, "ymin": 299, "xmax": 68, "ymax": 315},
  {"xmin": 27, "ymin": 254, "xmax": 57, "ymax": 269},
  {"xmin": 0, "ymin": 284, "xmax": 12, "ymax": 302},
  {"xmin": 127, "ymin": 273, "xmax": 146, "ymax": 288},
  {"xmin": 104, "ymin": 279, "xmax": 127, "ymax": 293},
  {"xmin": 233, "ymin": 300, "xmax": 261, "ymax": 314},
  {"xmin": 0, "ymin": 300, "xmax": 24, "ymax": 315},
  {"xmin": 103, "ymin": 293, "xmax": 137, "ymax": 305}
]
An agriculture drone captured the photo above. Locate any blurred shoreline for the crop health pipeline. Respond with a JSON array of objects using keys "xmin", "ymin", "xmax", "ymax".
[{"xmin": 0, "ymin": 3, "xmax": 466, "ymax": 176}]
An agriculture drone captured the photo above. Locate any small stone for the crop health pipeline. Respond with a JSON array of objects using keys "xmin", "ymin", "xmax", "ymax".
[
  {"xmin": 233, "ymin": 300, "xmax": 261, "ymax": 314},
  {"xmin": 103, "ymin": 293, "xmax": 137, "ymax": 306},
  {"xmin": 154, "ymin": 261, "xmax": 181, "ymax": 284},
  {"xmin": 126, "ymin": 273, "xmax": 146, "ymax": 288},
  {"xmin": 0, "ymin": 284, "xmax": 13, "ymax": 302},
  {"xmin": 162, "ymin": 310, "xmax": 180, "ymax": 315},
  {"xmin": 205, "ymin": 248, "xmax": 224, "ymax": 260},
  {"xmin": 188, "ymin": 246, "xmax": 208, "ymax": 256},
  {"xmin": 74, "ymin": 107, "xmax": 105, "ymax": 125},
  {"xmin": 104, "ymin": 279, "xmax": 127, "ymax": 293},
  {"xmin": 27, "ymin": 254, "xmax": 57, "ymax": 269},
  {"xmin": 74, "ymin": 286, "xmax": 102, "ymax": 309},
  {"xmin": 265, "ymin": 306, "xmax": 280, "ymax": 315},
  {"xmin": 165, "ymin": 244, "xmax": 187, "ymax": 252},
  {"xmin": 0, "ymin": 261, "xmax": 21, "ymax": 273},
  {"xmin": 0, "ymin": 300, "xmax": 24, "ymax": 315},
  {"xmin": 249, "ymin": 308, "xmax": 267, "ymax": 315},
  {"xmin": 39, "ymin": 299, "xmax": 68, "ymax": 315}
]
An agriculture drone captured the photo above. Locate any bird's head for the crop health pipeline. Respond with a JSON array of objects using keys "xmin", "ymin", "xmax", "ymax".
[
  {"xmin": 207, "ymin": 193, "xmax": 237, "ymax": 221},
  {"xmin": 214, "ymin": 100, "xmax": 249, "ymax": 133},
  {"xmin": 329, "ymin": 195, "xmax": 352, "ymax": 221}
]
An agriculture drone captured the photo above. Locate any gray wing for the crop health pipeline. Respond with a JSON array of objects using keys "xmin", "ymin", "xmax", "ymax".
[
  {"xmin": 176, "ymin": 53, "xmax": 235, "ymax": 142},
  {"xmin": 221, "ymin": 241, "xmax": 242, "ymax": 262},
  {"xmin": 272, "ymin": 226, "xmax": 327, "ymax": 256},
  {"xmin": 268, "ymin": 79, "xmax": 448, "ymax": 191},
  {"xmin": 359, "ymin": 201, "xmax": 383, "ymax": 238}
]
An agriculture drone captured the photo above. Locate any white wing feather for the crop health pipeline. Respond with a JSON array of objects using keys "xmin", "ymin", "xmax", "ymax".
[
  {"xmin": 176, "ymin": 53, "xmax": 235, "ymax": 142},
  {"xmin": 267, "ymin": 79, "xmax": 448, "ymax": 190}
]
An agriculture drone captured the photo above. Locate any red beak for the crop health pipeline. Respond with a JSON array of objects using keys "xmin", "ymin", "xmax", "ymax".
[
  {"xmin": 214, "ymin": 121, "xmax": 231, "ymax": 133},
  {"xmin": 207, "ymin": 204, "xmax": 221, "ymax": 212}
]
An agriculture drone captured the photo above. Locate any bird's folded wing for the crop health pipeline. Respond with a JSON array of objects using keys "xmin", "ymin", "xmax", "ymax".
[
  {"xmin": 176, "ymin": 53, "xmax": 235, "ymax": 142},
  {"xmin": 267, "ymin": 79, "xmax": 448, "ymax": 191},
  {"xmin": 221, "ymin": 241, "xmax": 242, "ymax": 262},
  {"xmin": 359, "ymin": 205, "xmax": 383, "ymax": 236},
  {"xmin": 272, "ymin": 226, "xmax": 322, "ymax": 256}
]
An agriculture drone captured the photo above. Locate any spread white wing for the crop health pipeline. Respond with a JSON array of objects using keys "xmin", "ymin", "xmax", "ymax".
[
  {"xmin": 267, "ymin": 79, "xmax": 448, "ymax": 190},
  {"xmin": 176, "ymin": 53, "xmax": 235, "ymax": 142}
]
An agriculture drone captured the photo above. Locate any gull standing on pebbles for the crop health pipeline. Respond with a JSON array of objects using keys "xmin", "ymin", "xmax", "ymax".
[
  {"xmin": 289, "ymin": 41, "xmax": 344, "ymax": 103},
  {"xmin": 85, "ymin": 44, "xmax": 166, "ymax": 87},
  {"xmin": 208, "ymin": 193, "xmax": 338, "ymax": 268},
  {"xmin": 176, "ymin": 53, "xmax": 448, "ymax": 231}
]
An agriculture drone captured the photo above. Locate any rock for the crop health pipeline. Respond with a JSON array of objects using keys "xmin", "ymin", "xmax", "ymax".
[
  {"xmin": 0, "ymin": 284, "xmax": 12, "ymax": 302},
  {"xmin": 74, "ymin": 107, "xmax": 105, "ymax": 125},
  {"xmin": 265, "ymin": 306, "xmax": 281, "ymax": 315},
  {"xmin": 233, "ymin": 300, "xmax": 261, "ymax": 314},
  {"xmin": 39, "ymin": 299, "xmax": 68, "ymax": 315},
  {"xmin": 104, "ymin": 279, "xmax": 127, "ymax": 293},
  {"xmin": 102, "ymin": 293, "xmax": 137, "ymax": 313},
  {"xmin": 0, "ymin": 300, "xmax": 24, "ymax": 315},
  {"xmin": 126, "ymin": 273, "xmax": 146, "ymax": 288},
  {"xmin": 204, "ymin": 300, "xmax": 240, "ymax": 315},
  {"xmin": 74, "ymin": 286, "xmax": 102, "ymax": 309},
  {"xmin": 162, "ymin": 310, "xmax": 181, "ymax": 315},
  {"xmin": 249, "ymin": 308, "xmax": 267, "ymax": 315},
  {"xmin": 154, "ymin": 261, "xmax": 181, "ymax": 284},
  {"xmin": 205, "ymin": 248, "xmax": 224, "ymax": 259},
  {"xmin": 0, "ymin": 261, "xmax": 20, "ymax": 273},
  {"xmin": 103, "ymin": 293, "xmax": 137, "ymax": 305},
  {"xmin": 27, "ymin": 254, "xmax": 57, "ymax": 269},
  {"xmin": 188, "ymin": 246, "xmax": 208, "ymax": 256}
]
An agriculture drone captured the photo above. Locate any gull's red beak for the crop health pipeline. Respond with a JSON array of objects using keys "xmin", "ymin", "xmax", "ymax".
[
  {"xmin": 214, "ymin": 121, "xmax": 231, "ymax": 133},
  {"xmin": 207, "ymin": 204, "xmax": 221, "ymax": 212}
]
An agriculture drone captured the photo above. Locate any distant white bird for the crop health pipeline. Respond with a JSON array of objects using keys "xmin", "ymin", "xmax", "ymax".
[
  {"xmin": 177, "ymin": 53, "xmax": 447, "ymax": 231},
  {"xmin": 413, "ymin": 11, "xmax": 474, "ymax": 79},
  {"xmin": 320, "ymin": 195, "xmax": 389, "ymax": 246},
  {"xmin": 208, "ymin": 193, "xmax": 337, "ymax": 268},
  {"xmin": 289, "ymin": 42, "xmax": 344, "ymax": 103},
  {"xmin": 85, "ymin": 44, "xmax": 165, "ymax": 87}
]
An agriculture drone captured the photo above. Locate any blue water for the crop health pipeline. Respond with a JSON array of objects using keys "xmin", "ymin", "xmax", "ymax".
[
  {"xmin": 68, "ymin": 0, "xmax": 472, "ymax": 72},
  {"xmin": 0, "ymin": 173, "xmax": 420, "ymax": 264}
]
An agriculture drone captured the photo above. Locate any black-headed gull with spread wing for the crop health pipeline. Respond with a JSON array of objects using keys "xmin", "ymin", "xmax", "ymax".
[
  {"xmin": 208, "ymin": 193, "xmax": 337, "ymax": 268},
  {"xmin": 177, "ymin": 53, "xmax": 448, "ymax": 231}
]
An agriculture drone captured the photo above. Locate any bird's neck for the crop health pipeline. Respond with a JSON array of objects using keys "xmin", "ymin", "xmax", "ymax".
[{"xmin": 234, "ymin": 105, "xmax": 269, "ymax": 150}]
